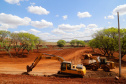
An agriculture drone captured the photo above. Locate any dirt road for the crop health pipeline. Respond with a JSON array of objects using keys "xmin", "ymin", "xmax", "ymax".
[{"xmin": 0, "ymin": 47, "xmax": 126, "ymax": 84}]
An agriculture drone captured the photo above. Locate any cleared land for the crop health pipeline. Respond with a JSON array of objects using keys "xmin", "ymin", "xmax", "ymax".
[{"xmin": 0, "ymin": 47, "xmax": 126, "ymax": 84}]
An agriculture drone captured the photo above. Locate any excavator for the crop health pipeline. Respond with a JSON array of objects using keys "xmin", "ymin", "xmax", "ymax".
[{"xmin": 26, "ymin": 53, "xmax": 86, "ymax": 77}]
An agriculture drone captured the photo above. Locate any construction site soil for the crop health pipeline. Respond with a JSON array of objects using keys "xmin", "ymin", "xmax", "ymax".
[{"xmin": 0, "ymin": 47, "xmax": 126, "ymax": 84}]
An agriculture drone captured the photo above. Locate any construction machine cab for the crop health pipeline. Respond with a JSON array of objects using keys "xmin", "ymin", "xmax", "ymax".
[
  {"xmin": 61, "ymin": 61, "xmax": 71, "ymax": 71},
  {"xmin": 100, "ymin": 57, "xmax": 107, "ymax": 64},
  {"xmin": 99, "ymin": 57, "xmax": 115, "ymax": 72}
]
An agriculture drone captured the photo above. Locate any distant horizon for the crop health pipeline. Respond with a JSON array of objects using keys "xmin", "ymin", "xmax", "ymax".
[{"xmin": 43, "ymin": 39, "xmax": 90, "ymax": 43}]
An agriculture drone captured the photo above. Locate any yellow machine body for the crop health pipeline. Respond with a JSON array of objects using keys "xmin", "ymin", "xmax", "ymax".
[{"xmin": 60, "ymin": 61, "xmax": 86, "ymax": 76}]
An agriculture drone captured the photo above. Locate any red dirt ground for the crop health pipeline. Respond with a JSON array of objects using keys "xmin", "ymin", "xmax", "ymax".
[{"xmin": 0, "ymin": 47, "xmax": 126, "ymax": 84}]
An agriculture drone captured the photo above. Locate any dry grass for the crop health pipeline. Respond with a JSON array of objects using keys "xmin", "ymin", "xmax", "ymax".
[{"xmin": 44, "ymin": 42, "xmax": 70, "ymax": 45}]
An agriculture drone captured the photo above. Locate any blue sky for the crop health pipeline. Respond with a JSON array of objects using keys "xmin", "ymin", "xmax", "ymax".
[{"xmin": 0, "ymin": 0, "xmax": 126, "ymax": 42}]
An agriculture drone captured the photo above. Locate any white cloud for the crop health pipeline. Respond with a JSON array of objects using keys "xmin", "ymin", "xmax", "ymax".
[
  {"xmin": 31, "ymin": 19, "xmax": 53, "ymax": 28},
  {"xmin": 87, "ymin": 24, "xmax": 98, "ymax": 28},
  {"xmin": 45, "ymin": 26, "xmax": 104, "ymax": 42},
  {"xmin": 84, "ymin": 27, "xmax": 104, "ymax": 36},
  {"xmin": 62, "ymin": 15, "xmax": 67, "ymax": 20},
  {"xmin": 56, "ymin": 15, "xmax": 59, "ymax": 17},
  {"xmin": 30, "ymin": 2, "xmax": 35, "ymax": 5},
  {"xmin": 108, "ymin": 22, "xmax": 111, "ymax": 24},
  {"xmin": 58, "ymin": 24, "xmax": 85, "ymax": 31},
  {"xmin": 5, "ymin": 0, "xmax": 20, "ymax": 5},
  {"xmin": 108, "ymin": 15, "xmax": 114, "ymax": 19},
  {"xmin": 77, "ymin": 12, "xmax": 92, "ymax": 18},
  {"xmin": 13, "ymin": 30, "xmax": 28, "ymax": 33},
  {"xmin": 27, "ymin": 6, "xmax": 50, "ymax": 15},
  {"xmin": 51, "ymin": 27, "xmax": 103, "ymax": 42},
  {"xmin": 108, "ymin": 26, "xmax": 113, "ymax": 28},
  {"xmin": 4, "ymin": 0, "xmax": 28, "ymax": 5},
  {"xmin": 39, "ymin": 33, "xmax": 50, "ymax": 36},
  {"xmin": 38, "ymin": 24, "xmax": 104, "ymax": 42},
  {"xmin": 38, "ymin": 33, "xmax": 52, "ymax": 40},
  {"xmin": 91, "ymin": 27, "xmax": 104, "ymax": 32},
  {"xmin": 113, "ymin": 4, "xmax": 126, "ymax": 15},
  {"xmin": 104, "ymin": 16, "xmax": 107, "ymax": 19},
  {"xmin": 14, "ymin": 29, "xmax": 40, "ymax": 34},
  {"xmin": 20, "ymin": 30, "xmax": 28, "ymax": 33},
  {"xmin": 52, "ymin": 28, "xmax": 66, "ymax": 35},
  {"xmin": 104, "ymin": 15, "xmax": 114, "ymax": 19},
  {"xmin": 0, "ymin": 24, "xmax": 9, "ymax": 30},
  {"xmin": 13, "ymin": 31, "xmax": 19, "ymax": 33},
  {"xmin": 29, "ymin": 29, "xmax": 41, "ymax": 34},
  {"xmin": 0, "ymin": 13, "xmax": 31, "ymax": 29}
]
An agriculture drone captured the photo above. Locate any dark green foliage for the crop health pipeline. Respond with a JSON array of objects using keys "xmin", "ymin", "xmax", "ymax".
[
  {"xmin": 0, "ymin": 30, "xmax": 41, "ymax": 57},
  {"xmin": 17, "ymin": 33, "xmax": 40, "ymax": 55},
  {"xmin": 70, "ymin": 40, "xmax": 76, "ymax": 46},
  {"xmin": 78, "ymin": 40, "xmax": 85, "ymax": 47},
  {"xmin": 57, "ymin": 40, "xmax": 66, "ymax": 47},
  {"xmin": 89, "ymin": 27, "xmax": 126, "ymax": 58},
  {"xmin": 120, "ymin": 29, "xmax": 126, "ymax": 58},
  {"xmin": 0, "ymin": 30, "xmax": 12, "ymax": 57},
  {"xmin": 70, "ymin": 39, "xmax": 85, "ymax": 47}
]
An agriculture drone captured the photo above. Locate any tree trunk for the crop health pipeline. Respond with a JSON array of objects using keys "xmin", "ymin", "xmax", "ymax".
[
  {"xmin": 6, "ymin": 49, "xmax": 12, "ymax": 57},
  {"xmin": 36, "ymin": 45, "xmax": 39, "ymax": 52},
  {"xmin": 22, "ymin": 49, "xmax": 25, "ymax": 55},
  {"xmin": 26, "ymin": 49, "xmax": 30, "ymax": 54},
  {"xmin": 16, "ymin": 46, "xmax": 22, "ymax": 56},
  {"xmin": 91, "ymin": 47, "xmax": 95, "ymax": 52},
  {"xmin": 4, "ymin": 46, "xmax": 12, "ymax": 57},
  {"xmin": 8, "ymin": 50, "xmax": 12, "ymax": 57},
  {"xmin": 28, "ymin": 50, "xmax": 30, "ymax": 54}
]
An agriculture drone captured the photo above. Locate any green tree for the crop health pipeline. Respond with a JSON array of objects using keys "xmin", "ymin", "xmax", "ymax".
[
  {"xmin": 35, "ymin": 39, "xmax": 43, "ymax": 52},
  {"xmin": 0, "ymin": 30, "xmax": 12, "ymax": 57},
  {"xmin": 70, "ymin": 39, "xmax": 85, "ymax": 47},
  {"xmin": 18, "ymin": 33, "xmax": 39, "ymax": 55},
  {"xmin": 76, "ymin": 40, "xmax": 80, "ymax": 46},
  {"xmin": 89, "ymin": 27, "xmax": 118, "ymax": 57},
  {"xmin": 120, "ymin": 28, "xmax": 126, "ymax": 58},
  {"xmin": 0, "ymin": 31, "xmax": 42, "ymax": 57},
  {"xmin": 79, "ymin": 40, "xmax": 85, "ymax": 47},
  {"xmin": 89, "ymin": 39, "xmax": 100, "ymax": 52},
  {"xmin": 11, "ymin": 33, "xmax": 22, "ymax": 56},
  {"xmin": 70, "ymin": 40, "xmax": 76, "ymax": 46},
  {"xmin": 57, "ymin": 40, "xmax": 66, "ymax": 47},
  {"xmin": 77, "ymin": 40, "xmax": 85, "ymax": 47}
]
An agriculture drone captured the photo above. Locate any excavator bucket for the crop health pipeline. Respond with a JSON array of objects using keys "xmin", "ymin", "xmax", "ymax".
[{"xmin": 26, "ymin": 65, "xmax": 32, "ymax": 72}]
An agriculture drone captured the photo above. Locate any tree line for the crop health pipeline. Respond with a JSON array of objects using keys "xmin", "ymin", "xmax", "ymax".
[
  {"xmin": 0, "ymin": 30, "xmax": 41, "ymax": 57},
  {"xmin": 57, "ymin": 39, "xmax": 85, "ymax": 47},
  {"xmin": 89, "ymin": 27, "xmax": 126, "ymax": 59},
  {"xmin": 0, "ymin": 30, "xmax": 86, "ymax": 57}
]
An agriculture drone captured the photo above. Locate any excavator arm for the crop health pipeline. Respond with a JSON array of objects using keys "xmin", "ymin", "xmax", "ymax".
[{"xmin": 27, "ymin": 53, "xmax": 65, "ymax": 72}]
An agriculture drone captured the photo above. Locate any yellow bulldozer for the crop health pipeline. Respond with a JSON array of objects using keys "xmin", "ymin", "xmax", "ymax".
[
  {"xmin": 27, "ymin": 53, "xmax": 86, "ymax": 77},
  {"xmin": 82, "ymin": 54, "xmax": 115, "ymax": 72}
]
